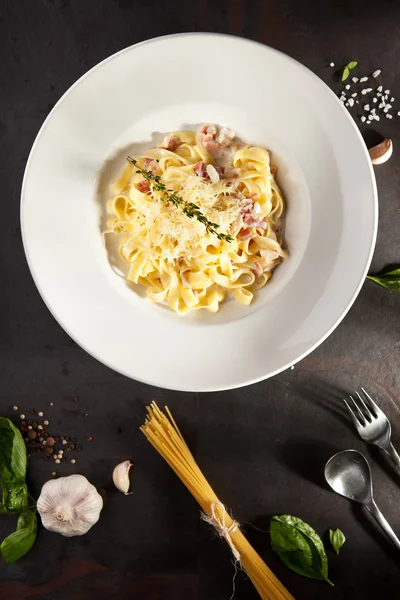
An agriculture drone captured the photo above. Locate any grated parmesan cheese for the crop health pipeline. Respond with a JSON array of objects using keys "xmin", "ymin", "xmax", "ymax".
[{"xmin": 129, "ymin": 176, "xmax": 243, "ymax": 264}]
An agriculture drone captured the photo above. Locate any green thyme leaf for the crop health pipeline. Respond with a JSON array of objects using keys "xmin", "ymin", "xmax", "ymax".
[
  {"xmin": 127, "ymin": 156, "xmax": 233, "ymax": 242},
  {"xmin": 347, "ymin": 61, "xmax": 358, "ymax": 70},
  {"xmin": 329, "ymin": 528, "xmax": 346, "ymax": 555}
]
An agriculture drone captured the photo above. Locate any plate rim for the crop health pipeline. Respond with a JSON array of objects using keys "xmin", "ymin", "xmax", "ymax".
[{"xmin": 20, "ymin": 32, "xmax": 378, "ymax": 391}]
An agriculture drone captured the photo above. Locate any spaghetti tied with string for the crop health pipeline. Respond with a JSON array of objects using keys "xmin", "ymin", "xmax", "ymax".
[{"xmin": 140, "ymin": 402, "xmax": 295, "ymax": 600}]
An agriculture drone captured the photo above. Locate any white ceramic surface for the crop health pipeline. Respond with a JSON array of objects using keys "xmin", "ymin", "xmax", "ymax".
[{"xmin": 21, "ymin": 33, "xmax": 377, "ymax": 392}]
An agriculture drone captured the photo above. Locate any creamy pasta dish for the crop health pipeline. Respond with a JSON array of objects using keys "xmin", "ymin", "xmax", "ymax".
[{"xmin": 106, "ymin": 124, "xmax": 287, "ymax": 314}]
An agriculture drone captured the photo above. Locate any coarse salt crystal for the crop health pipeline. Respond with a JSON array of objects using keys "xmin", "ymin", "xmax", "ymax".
[
  {"xmin": 351, "ymin": 92, "xmax": 357, "ymax": 97},
  {"xmin": 390, "ymin": 97, "xmax": 395, "ymax": 102},
  {"xmin": 348, "ymin": 98, "xmax": 354, "ymax": 107},
  {"xmin": 360, "ymin": 77, "xmax": 368, "ymax": 82},
  {"xmin": 397, "ymin": 111, "xmax": 400, "ymax": 116},
  {"xmin": 330, "ymin": 62, "xmax": 335, "ymax": 67},
  {"xmin": 364, "ymin": 104, "xmax": 370, "ymax": 111},
  {"xmin": 372, "ymin": 70, "xmax": 381, "ymax": 78},
  {"xmin": 352, "ymin": 77, "xmax": 359, "ymax": 83},
  {"xmin": 374, "ymin": 115, "xmax": 380, "ymax": 121},
  {"xmin": 377, "ymin": 86, "xmax": 383, "ymax": 92},
  {"xmin": 385, "ymin": 89, "xmax": 390, "ymax": 94},
  {"xmin": 345, "ymin": 84, "xmax": 351, "ymax": 90},
  {"xmin": 383, "ymin": 106, "xmax": 389, "ymax": 113},
  {"xmin": 373, "ymin": 98, "xmax": 377, "ymax": 103},
  {"xmin": 386, "ymin": 104, "xmax": 392, "ymax": 109},
  {"xmin": 386, "ymin": 114, "xmax": 393, "ymax": 119},
  {"xmin": 361, "ymin": 116, "xmax": 366, "ymax": 122}
]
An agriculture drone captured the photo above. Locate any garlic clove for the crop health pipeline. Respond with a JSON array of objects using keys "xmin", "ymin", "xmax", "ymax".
[
  {"xmin": 113, "ymin": 460, "xmax": 134, "ymax": 495},
  {"xmin": 37, "ymin": 474, "xmax": 103, "ymax": 537},
  {"xmin": 369, "ymin": 138, "xmax": 393, "ymax": 165}
]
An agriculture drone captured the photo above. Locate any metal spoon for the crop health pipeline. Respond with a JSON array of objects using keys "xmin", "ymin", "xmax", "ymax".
[{"xmin": 324, "ymin": 449, "xmax": 400, "ymax": 551}]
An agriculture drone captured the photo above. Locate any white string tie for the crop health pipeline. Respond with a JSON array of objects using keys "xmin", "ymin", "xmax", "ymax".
[{"xmin": 201, "ymin": 501, "xmax": 241, "ymax": 562}]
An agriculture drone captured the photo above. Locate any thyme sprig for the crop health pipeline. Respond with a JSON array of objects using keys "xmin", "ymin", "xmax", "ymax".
[{"xmin": 127, "ymin": 157, "xmax": 233, "ymax": 242}]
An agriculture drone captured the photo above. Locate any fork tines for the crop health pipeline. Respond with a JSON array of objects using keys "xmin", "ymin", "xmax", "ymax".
[{"xmin": 344, "ymin": 388, "xmax": 381, "ymax": 427}]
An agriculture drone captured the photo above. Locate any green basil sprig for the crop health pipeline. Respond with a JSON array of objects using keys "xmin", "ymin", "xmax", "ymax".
[
  {"xmin": 270, "ymin": 515, "xmax": 334, "ymax": 586},
  {"xmin": 367, "ymin": 268, "xmax": 400, "ymax": 292},
  {"xmin": 0, "ymin": 417, "xmax": 37, "ymax": 563},
  {"xmin": 1, "ymin": 509, "xmax": 37, "ymax": 564}
]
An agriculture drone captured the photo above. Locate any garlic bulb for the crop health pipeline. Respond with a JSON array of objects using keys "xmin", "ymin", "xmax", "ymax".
[
  {"xmin": 112, "ymin": 460, "xmax": 133, "ymax": 494},
  {"xmin": 37, "ymin": 474, "xmax": 103, "ymax": 537}
]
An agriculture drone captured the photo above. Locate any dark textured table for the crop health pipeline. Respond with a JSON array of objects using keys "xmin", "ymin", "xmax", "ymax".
[{"xmin": 1, "ymin": 1, "xmax": 400, "ymax": 598}]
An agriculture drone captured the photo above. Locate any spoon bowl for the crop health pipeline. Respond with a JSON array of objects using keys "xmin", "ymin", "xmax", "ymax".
[
  {"xmin": 324, "ymin": 449, "xmax": 400, "ymax": 551},
  {"xmin": 324, "ymin": 449, "xmax": 373, "ymax": 504}
]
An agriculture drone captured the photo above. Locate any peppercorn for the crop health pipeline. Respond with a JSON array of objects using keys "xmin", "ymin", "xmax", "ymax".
[
  {"xmin": 87, "ymin": 435, "xmax": 93, "ymax": 441},
  {"xmin": 28, "ymin": 430, "xmax": 37, "ymax": 440},
  {"xmin": 47, "ymin": 437, "xmax": 55, "ymax": 446}
]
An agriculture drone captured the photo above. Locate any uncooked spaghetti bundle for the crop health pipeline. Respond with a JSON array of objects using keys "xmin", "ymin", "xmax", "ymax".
[{"xmin": 141, "ymin": 402, "xmax": 295, "ymax": 600}]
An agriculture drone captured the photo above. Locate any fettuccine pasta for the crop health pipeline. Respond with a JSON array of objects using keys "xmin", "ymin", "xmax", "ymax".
[{"xmin": 106, "ymin": 124, "xmax": 287, "ymax": 314}]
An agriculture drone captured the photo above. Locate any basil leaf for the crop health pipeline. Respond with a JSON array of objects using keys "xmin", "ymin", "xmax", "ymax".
[
  {"xmin": 0, "ymin": 418, "xmax": 26, "ymax": 482},
  {"xmin": 0, "ymin": 481, "xmax": 28, "ymax": 513},
  {"xmin": 329, "ymin": 528, "xmax": 346, "ymax": 554},
  {"xmin": 271, "ymin": 515, "xmax": 334, "ymax": 586},
  {"xmin": 347, "ymin": 61, "xmax": 357, "ymax": 70},
  {"xmin": 341, "ymin": 67, "xmax": 350, "ymax": 81},
  {"xmin": 367, "ymin": 268, "xmax": 400, "ymax": 292},
  {"xmin": 1, "ymin": 508, "xmax": 37, "ymax": 564}
]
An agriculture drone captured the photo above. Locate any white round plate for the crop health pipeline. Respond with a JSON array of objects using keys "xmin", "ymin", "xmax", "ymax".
[{"xmin": 21, "ymin": 33, "xmax": 377, "ymax": 392}]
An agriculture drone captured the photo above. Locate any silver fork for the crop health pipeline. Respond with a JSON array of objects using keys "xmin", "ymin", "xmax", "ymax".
[{"xmin": 343, "ymin": 388, "xmax": 400, "ymax": 470}]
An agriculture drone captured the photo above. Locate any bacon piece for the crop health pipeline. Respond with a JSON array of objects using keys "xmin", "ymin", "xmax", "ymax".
[
  {"xmin": 202, "ymin": 135, "xmax": 221, "ymax": 153},
  {"xmin": 159, "ymin": 135, "xmax": 180, "ymax": 151},
  {"xmin": 136, "ymin": 179, "xmax": 151, "ymax": 194},
  {"xmin": 194, "ymin": 161, "xmax": 207, "ymax": 177},
  {"xmin": 252, "ymin": 261, "xmax": 264, "ymax": 277},
  {"xmin": 196, "ymin": 124, "xmax": 235, "ymax": 153},
  {"xmin": 238, "ymin": 228, "xmax": 253, "ymax": 241}
]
